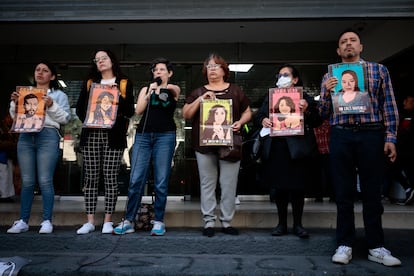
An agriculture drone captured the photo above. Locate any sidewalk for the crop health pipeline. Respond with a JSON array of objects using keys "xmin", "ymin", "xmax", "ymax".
[
  {"xmin": 1, "ymin": 227, "xmax": 413, "ymax": 275},
  {"xmin": 2, "ymin": 196, "xmax": 414, "ymax": 275}
]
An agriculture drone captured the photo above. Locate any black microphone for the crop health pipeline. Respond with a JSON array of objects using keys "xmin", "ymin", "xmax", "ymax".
[
  {"xmin": 150, "ymin": 77, "xmax": 162, "ymax": 94},
  {"xmin": 154, "ymin": 77, "xmax": 162, "ymax": 86}
]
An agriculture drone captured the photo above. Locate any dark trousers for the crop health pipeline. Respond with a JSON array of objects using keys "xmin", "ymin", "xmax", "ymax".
[
  {"xmin": 330, "ymin": 127, "xmax": 385, "ymax": 249},
  {"xmin": 274, "ymin": 188, "xmax": 305, "ymax": 227}
]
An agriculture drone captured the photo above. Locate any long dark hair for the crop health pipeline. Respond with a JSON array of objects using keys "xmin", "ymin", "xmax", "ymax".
[
  {"xmin": 339, "ymin": 70, "xmax": 361, "ymax": 92},
  {"xmin": 205, "ymin": 104, "xmax": 229, "ymax": 125},
  {"xmin": 87, "ymin": 49, "xmax": 127, "ymax": 81},
  {"xmin": 92, "ymin": 91, "xmax": 114, "ymax": 123}
]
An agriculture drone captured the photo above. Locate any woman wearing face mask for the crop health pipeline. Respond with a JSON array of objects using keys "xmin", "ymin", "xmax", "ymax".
[{"xmin": 255, "ymin": 64, "xmax": 322, "ymax": 238}]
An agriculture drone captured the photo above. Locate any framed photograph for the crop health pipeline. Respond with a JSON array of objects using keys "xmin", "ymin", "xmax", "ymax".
[
  {"xmin": 83, "ymin": 83, "xmax": 120, "ymax": 129},
  {"xmin": 269, "ymin": 87, "xmax": 304, "ymax": 136},
  {"xmin": 11, "ymin": 86, "xmax": 47, "ymax": 133},
  {"xmin": 199, "ymin": 99, "xmax": 233, "ymax": 146},
  {"xmin": 329, "ymin": 62, "xmax": 372, "ymax": 115}
]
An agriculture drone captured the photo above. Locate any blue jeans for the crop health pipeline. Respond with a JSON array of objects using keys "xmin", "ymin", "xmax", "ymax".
[
  {"xmin": 17, "ymin": 127, "xmax": 60, "ymax": 223},
  {"xmin": 125, "ymin": 131, "xmax": 176, "ymax": 222},
  {"xmin": 330, "ymin": 127, "xmax": 385, "ymax": 249}
]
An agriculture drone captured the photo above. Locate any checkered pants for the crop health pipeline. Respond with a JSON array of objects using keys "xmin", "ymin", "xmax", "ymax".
[{"xmin": 82, "ymin": 129, "xmax": 123, "ymax": 214}]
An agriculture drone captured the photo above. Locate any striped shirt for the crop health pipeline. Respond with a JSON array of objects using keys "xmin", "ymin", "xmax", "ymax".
[{"xmin": 318, "ymin": 60, "xmax": 399, "ymax": 144}]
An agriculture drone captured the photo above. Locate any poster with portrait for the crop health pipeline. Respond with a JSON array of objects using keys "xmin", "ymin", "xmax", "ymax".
[
  {"xmin": 83, "ymin": 83, "xmax": 119, "ymax": 129},
  {"xmin": 11, "ymin": 86, "xmax": 46, "ymax": 133},
  {"xmin": 199, "ymin": 99, "xmax": 233, "ymax": 146},
  {"xmin": 269, "ymin": 87, "xmax": 304, "ymax": 136},
  {"xmin": 329, "ymin": 62, "xmax": 372, "ymax": 116}
]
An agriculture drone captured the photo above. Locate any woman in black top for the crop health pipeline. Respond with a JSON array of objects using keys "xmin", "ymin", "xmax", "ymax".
[
  {"xmin": 256, "ymin": 64, "xmax": 321, "ymax": 238},
  {"xmin": 113, "ymin": 57, "xmax": 180, "ymax": 236}
]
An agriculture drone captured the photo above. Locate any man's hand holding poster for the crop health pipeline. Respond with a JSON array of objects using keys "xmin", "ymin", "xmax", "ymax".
[
  {"xmin": 269, "ymin": 87, "xmax": 304, "ymax": 136},
  {"xmin": 200, "ymin": 99, "xmax": 233, "ymax": 146},
  {"xmin": 83, "ymin": 83, "xmax": 119, "ymax": 129},
  {"xmin": 11, "ymin": 86, "xmax": 46, "ymax": 133},
  {"xmin": 329, "ymin": 62, "xmax": 372, "ymax": 115}
]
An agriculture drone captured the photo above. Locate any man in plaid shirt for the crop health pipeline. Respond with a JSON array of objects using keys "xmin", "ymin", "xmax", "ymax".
[{"xmin": 319, "ymin": 29, "xmax": 401, "ymax": 267}]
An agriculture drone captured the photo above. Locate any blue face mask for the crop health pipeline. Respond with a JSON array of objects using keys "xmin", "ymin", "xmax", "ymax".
[{"xmin": 276, "ymin": 76, "xmax": 292, "ymax": 88}]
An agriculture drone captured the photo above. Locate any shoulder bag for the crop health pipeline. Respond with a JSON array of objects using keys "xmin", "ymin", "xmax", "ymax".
[{"xmin": 218, "ymin": 133, "xmax": 243, "ymax": 162}]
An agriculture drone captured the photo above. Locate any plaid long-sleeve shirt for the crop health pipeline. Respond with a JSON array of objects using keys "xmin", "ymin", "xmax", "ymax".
[{"xmin": 318, "ymin": 60, "xmax": 399, "ymax": 144}]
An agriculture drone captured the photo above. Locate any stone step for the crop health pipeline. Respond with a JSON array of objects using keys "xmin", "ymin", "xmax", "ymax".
[{"xmin": 1, "ymin": 195, "xmax": 414, "ymax": 229}]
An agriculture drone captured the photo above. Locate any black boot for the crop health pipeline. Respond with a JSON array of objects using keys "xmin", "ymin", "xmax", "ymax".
[
  {"xmin": 271, "ymin": 224, "xmax": 288, "ymax": 236},
  {"xmin": 273, "ymin": 191, "xmax": 288, "ymax": 236},
  {"xmin": 293, "ymin": 225, "xmax": 309, "ymax": 238}
]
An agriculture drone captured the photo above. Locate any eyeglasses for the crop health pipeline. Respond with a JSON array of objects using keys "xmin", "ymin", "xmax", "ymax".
[
  {"xmin": 93, "ymin": 56, "xmax": 109, "ymax": 63},
  {"xmin": 206, "ymin": 64, "xmax": 221, "ymax": 70},
  {"xmin": 277, "ymin": 72, "xmax": 291, "ymax": 78}
]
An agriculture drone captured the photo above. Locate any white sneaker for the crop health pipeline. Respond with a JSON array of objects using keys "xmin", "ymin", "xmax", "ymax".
[
  {"xmin": 39, "ymin": 220, "xmax": 53, "ymax": 234},
  {"xmin": 235, "ymin": 196, "xmax": 241, "ymax": 205},
  {"xmin": 113, "ymin": 220, "xmax": 135, "ymax": 235},
  {"xmin": 76, "ymin": 222, "xmax": 95, "ymax": 235},
  {"xmin": 7, "ymin": 219, "xmax": 29, "ymax": 234},
  {"xmin": 332, "ymin": 245, "xmax": 352, "ymax": 264},
  {"xmin": 368, "ymin": 247, "xmax": 401, "ymax": 266},
  {"xmin": 150, "ymin": 221, "xmax": 166, "ymax": 236},
  {"xmin": 101, "ymin": 222, "xmax": 113, "ymax": 234}
]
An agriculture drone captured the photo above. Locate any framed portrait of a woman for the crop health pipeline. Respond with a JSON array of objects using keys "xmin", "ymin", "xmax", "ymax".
[
  {"xmin": 269, "ymin": 87, "xmax": 304, "ymax": 137},
  {"xmin": 199, "ymin": 99, "xmax": 233, "ymax": 146},
  {"xmin": 329, "ymin": 62, "xmax": 372, "ymax": 116},
  {"xmin": 83, "ymin": 83, "xmax": 119, "ymax": 129}
]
